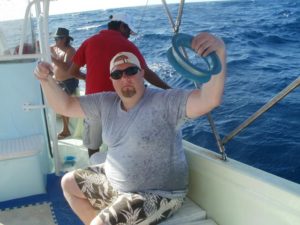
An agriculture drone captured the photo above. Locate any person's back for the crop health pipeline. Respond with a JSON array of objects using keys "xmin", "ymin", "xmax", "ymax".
[{"xmin": 73, "ymin": 29, "xmax": 146, "ymax": 94}]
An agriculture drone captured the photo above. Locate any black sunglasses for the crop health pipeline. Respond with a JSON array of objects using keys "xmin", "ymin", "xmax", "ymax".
[
  {"xmin": 110, "ymin": 66, "xmax": 140, "ymax": 80},
  {"xmin": 54, "ymin": 37, "xmax": 64, "ymax": 41}
]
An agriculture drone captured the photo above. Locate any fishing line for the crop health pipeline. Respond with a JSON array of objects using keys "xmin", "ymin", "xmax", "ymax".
[{"xmin": 167, "ymin": 33, "xmax": 221, "ymax": 83}]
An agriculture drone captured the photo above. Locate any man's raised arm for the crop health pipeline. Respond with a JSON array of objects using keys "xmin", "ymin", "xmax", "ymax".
[
  {"xmin": 186, "ymin": 32, "xmax": 226, "ymax": 119},
  {"xmin": 34, "ymin": 62, "xmax": 85, "ymax": 118}
]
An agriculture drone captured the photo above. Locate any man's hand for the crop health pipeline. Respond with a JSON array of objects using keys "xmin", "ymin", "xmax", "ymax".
[
  {"xmin": 191, "ymin": 32, "xmax": 225, "ymax": 57},
  {"xmin": 34, "ymin": 62, "xmax": 53, "ymax": 81}
]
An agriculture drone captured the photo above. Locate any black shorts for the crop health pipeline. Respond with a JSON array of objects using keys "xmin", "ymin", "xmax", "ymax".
[{"xmin": 57, "ymin": 78, "xmax": 79, "ymax": 95}]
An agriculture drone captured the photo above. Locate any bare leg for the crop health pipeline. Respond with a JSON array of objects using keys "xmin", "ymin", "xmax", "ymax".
[
  {"xmin": 61, "ymin": 171, "xmax": 98, "ymax": 224},
  {"xmin": 58, "ymin": 115, "xmax": 71, "ymax": 139}
]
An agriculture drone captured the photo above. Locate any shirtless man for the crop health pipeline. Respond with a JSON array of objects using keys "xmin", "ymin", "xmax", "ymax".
[{"xmin": 51, "ymin": 27, "xmax": 78, "ymax": 139}]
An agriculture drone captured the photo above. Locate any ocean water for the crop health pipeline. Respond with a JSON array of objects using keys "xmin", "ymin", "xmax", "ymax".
[{"xmin": 3, "ymin": 1, "xmax": 299, "ymax": 184}]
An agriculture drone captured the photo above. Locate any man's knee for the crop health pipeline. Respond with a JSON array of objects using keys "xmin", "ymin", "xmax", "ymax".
[
  {"xmin": 61, "ymin": 171, "xmax": 76, "ymax": 193},
  {"xmin": 61, "ymin": 171, "xmax": 87, "ymax": 199}
]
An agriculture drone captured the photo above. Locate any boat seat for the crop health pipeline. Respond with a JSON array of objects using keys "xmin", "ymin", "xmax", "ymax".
[
  {"xmin": 0, "ymin": 134, "xmax": 43, "ymax": 160},
  {"xmin": 160, "ymin": 198, "xmax": 218, "ymax": 225},
  {"xmin": 0, "ymin": 134, "xmax": 46, "ymax": 202}
]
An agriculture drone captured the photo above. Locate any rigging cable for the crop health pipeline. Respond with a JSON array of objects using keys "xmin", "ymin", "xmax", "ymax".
[
  {"xmin": 135, "ymin": 0, "xmax": 149, "ymax": 34},
  {"xmin": 162, "ymin": 0, "xmax": 227, "ymax": 160}
]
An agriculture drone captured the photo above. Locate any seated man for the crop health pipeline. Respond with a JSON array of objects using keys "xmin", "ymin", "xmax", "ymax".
[{"xmin": 34, "ymin": 32, "xmax": 226, "ymax": 225}]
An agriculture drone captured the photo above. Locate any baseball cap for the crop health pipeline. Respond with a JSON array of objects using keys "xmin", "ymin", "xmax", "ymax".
[
  {"xmin": 110, "ymin": 52, "xmax": 141, "ymax": 73},
  {"xmin": 110, "ymin": 13, "xmax": 137, "ymax": 35}
]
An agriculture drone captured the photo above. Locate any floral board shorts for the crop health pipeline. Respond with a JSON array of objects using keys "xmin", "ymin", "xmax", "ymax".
[{"xmin": 73, "ymin": 164, "xmax": 185, "ymax": 225}]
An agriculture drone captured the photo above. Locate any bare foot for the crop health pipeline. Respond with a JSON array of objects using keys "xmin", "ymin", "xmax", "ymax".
[{"xmin": 58, "ymin": 131, "xmax": 71, "ymax": 140}]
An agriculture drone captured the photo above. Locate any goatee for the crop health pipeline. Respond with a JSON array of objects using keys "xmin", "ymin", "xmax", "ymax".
[{"xmin": 121, "ymin": 87, "xmax": 136, "ymax": 98}]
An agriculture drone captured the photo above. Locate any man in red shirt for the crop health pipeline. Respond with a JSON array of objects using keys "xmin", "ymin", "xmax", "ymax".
[{"xmin": 69, "ymin": 13, "xmax": 170, "ymax": 159}]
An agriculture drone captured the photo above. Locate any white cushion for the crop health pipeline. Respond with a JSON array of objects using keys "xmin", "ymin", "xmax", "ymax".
[
  {"xmin": 160, "ymin": 198, "xmax": 217, "ymax": 225},
  {"xmin": 0, "ymin": 134, "xmax": 43, "ymax": 160}
]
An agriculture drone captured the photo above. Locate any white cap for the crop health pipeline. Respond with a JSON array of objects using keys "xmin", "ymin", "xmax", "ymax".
[
  {"xmin": 110, "ymin": 52, "xmax": 141, "ymax": 73},
  {"xmin": 111, "ymin": 13, "xmax": 136, "ymax": 34}
]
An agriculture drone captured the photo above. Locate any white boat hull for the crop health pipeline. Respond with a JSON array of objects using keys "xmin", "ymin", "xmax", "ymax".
[{"xmin": 184, "ymin": 140, "xmax": 300, "ymax": 225}]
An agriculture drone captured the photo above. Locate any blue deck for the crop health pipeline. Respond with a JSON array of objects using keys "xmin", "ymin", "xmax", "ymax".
[{"xmin": 0, "ymin": 174, "xmax": 82, "ymax": 225}]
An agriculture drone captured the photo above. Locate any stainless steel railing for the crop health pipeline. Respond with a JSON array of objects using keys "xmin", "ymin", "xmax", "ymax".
[{"xmin": 222, "ymin": 76, "xmax": 300, "ymax": 145}]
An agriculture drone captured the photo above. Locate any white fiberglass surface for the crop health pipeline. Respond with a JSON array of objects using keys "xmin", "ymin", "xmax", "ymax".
[{"xmin": 0, "ymin": 0, "xmax": 39, "ymax": 57}]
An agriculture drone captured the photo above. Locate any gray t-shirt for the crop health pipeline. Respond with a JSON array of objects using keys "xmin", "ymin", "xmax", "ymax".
[{"xmin": 79, "ymin": 88, "xmax": 191, "ymax": 197}]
